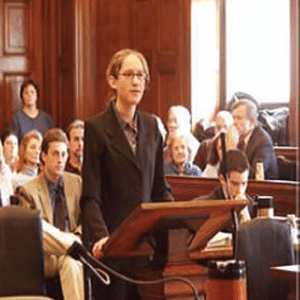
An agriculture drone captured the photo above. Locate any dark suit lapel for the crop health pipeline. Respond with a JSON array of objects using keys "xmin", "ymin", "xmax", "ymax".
[
  {"xmin": 245, "ymin": 126, "xmax": 258, "ymax": 154},
  {"xmin": 105, "ymin": 103, "xmax": 141, "ymax": 171},
  {"xmin": 136, "ymin": 113, "xmax": 152, "ymax": 165}
]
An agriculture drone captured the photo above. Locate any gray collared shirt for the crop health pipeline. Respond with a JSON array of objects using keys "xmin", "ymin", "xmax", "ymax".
[{"xmin": 113, "ymin": 101, "xmax": 138, "ymax": 155}]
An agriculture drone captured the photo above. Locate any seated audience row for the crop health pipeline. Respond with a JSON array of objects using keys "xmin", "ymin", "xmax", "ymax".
[
  {"xmin": 16, "ymin": 128, "xmax": 83, "ymax": 300},
  {"xmin": 0, "ymin": 124, "xmax": 85, "ymax": 300},
  {"xmin": 0, "ymin": 118, "xmax": 84, "ymax": 203},
  {"xmin": 165, "ymin": 98, "xmax": 279, "ymax": 180},
  {"xmin": 3, "ymin": 77, "xmax": 279, "ymax": 182}
]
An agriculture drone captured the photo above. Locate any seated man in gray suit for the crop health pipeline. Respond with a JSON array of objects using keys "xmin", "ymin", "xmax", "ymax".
[{"xmin": 17, "ymin": 128, "xmax": 84, "ymax": 300}]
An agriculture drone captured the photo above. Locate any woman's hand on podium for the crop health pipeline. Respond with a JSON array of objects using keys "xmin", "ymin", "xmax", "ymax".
[{"xmin": 92, "ymin": 236, "xmax": 109, "ymax": 258}]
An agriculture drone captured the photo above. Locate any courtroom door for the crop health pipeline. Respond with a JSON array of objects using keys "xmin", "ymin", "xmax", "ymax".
[{"xmin": 0, "ymin": 0, "xmax": 43, "ymax": 134}]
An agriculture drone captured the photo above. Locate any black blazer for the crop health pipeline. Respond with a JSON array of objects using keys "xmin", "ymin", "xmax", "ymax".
[
  {"xmin": 81, "ymin": 101, "xmax": 173, "ymax": 247},
  {"xmin": 245, "ymin": 125, "xmax": 278, "ymax": 180}
]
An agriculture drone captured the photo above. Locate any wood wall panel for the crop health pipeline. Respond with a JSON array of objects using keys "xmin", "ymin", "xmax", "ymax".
[
  {"xmin": 4, "ymin": 3, "xmax": 28, "ymax": 54},
  {"xmin": 158, "ymin": 0, "xmax": 179, "ymax": 53},
  {"xmin": 157, "ymin": 0, "xmax": 181, "ymax": 119},
  {"xmin": 130, "ymin": 0, "xmax": 157, "ymax": 115},
  {"xmin": 43, "ymin": 0, "xmax": 77, "ymax": 130},
  {"xmin": 1, "ymin": 75, "xmax": 25, "ymax": 129},
  {"xmin": 289, "ymin": 0, "xmax": 299, "ymax": 147},
  {"xmin": 95, "ymin": 0, "xmax": 131, "ymax": 114},
  {"xmin": 74, "ymin": 0, "xmax": 97, "ymax": 119},
  {"xmin": 59, "ymin": 0, "xmax": 76, "ymax": 129},
  {"xmin": 42, "ymin": 0, "xmax": 59, "ymax": 120},
  {"xmin": 71, "ymin": 0, "xmax": 189, "ymax": 123},
  {"xmin": 155, "ymin": 0, "xmax": 189, "ymax": 122}
]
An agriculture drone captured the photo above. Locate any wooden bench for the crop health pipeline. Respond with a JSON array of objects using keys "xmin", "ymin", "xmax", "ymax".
[
  {"xmin": 166, "ymin": 175, "xmax": 299, "ymax": 216},
  {"xmin": 274, "ymin": 146, "xmax": 298, "ymax": 161},
  {"xmin": 274, "ymin": 146, "xmax": 298, "ymax": 181}
]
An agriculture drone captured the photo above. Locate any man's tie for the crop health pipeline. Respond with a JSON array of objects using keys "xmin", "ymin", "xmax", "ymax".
[
  {"xmin": 53, "ymin": 188, "xmax": 68, "ymax": 231},
  {"xmin": 238, "ymin": 135, "xmax": 246, "ymax": 150}
]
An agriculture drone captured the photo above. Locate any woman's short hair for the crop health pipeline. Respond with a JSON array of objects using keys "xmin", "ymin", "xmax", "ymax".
[
  {"xmin": 106, "ymin": 49, "xmax": 150, "ymax": 95},
  {"xmin": 17, "ymin": 130, "xmax": 42, "ymax": 172},
  {"xmin": 20, "ymin": 78, "xmax": 40, "ymax": 102},
  {"xmin": 167, "ymin": 133, "xmax": 192, "ymax": 161}
]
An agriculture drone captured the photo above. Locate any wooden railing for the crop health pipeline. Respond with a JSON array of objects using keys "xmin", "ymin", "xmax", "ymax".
[
  {"xmin": 166, "ymin": 175, "xmax": 299, "ymax": 216},
  {"xmin": 274, "ymin": 146, "xmax": 298, "ymax": 161}
]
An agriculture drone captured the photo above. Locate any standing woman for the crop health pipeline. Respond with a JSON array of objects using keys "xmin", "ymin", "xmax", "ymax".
[
  {"xmin": 12, "ymin": 78, "xmax": 53, "ymax": 141},
  {"xmin": 13, "ymin": 130, "xmax": 42, "ymax": 191},
  {"xmin": 81, "ymin": 48, "xmax": 173, "ymax": 300}
]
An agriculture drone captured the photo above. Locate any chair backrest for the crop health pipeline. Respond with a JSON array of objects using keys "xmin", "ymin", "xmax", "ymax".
[
  {"xmin": 237, "ymin": 218, "xmax": 295, "ymax": 300},
  {"xmin": 0, "ymin": 206, "xmax": 45, "ymax": 296},
  {"xmin": 276, "ymin": 155, "xmax": 297, "ymax": 181}
]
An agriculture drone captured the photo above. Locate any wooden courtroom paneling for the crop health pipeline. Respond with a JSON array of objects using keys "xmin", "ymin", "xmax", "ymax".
[
  {"xmin": 42, "ymin": 0, "xmax": 298, "ymax": 145},
  {"xmin": 289, "ymin": 0, "xmax": 299, "ymax": 147},
  {"xmin": 71, "ymin": 0, "xmax": 190, "ymax": 124},
  {"xmin": 166, "ymin": 175, "xmax": 299, "ymax": 216},
  {"xmin": 0, "ymin": 0, "xmax": 43, "ymax": 134},
  {"xmin": 43, "ymin": 0, "xmax": 77, "ymax": 130},
  {"xmin": 132, "ymin": 0, "xmax": 191, "ymax": 122}
]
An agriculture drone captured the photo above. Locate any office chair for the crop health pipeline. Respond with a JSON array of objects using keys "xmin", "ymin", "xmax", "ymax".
[
  {"xmin": 237, "ymin": 217, "xmax": 295, "ymax": 300},
  {"xmin": 0, "ymin": 206, "xmax": 54, "ymax": 299}
]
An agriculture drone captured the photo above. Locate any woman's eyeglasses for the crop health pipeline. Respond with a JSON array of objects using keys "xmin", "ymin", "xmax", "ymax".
[{"xmin": 119, "ymin": 72, "xmax": 147, "ymax": 81}]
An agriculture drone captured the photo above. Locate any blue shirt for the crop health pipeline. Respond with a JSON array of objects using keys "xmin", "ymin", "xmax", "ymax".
[
  {"xmin": 164, "ymin": 161, "xmax": 202, "ymax": 177},
  {"xmin": 12, "ymin": 110, "xmax": 53, "ymax": 141}
]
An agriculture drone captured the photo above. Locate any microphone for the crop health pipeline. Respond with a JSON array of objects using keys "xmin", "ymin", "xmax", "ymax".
[
  {"xmin": 67, "ymin": 241, "xmax": 110, "ymax": 285},
  {"xmin": 220, "ymin": 131, "xmax": 239, "ymax": 261},
  {"xmin": 68, "ymin": 241, "xmax": 202, "ymax": 300},
  {"xmin": 220, "ymin": 131, "xmax": 229, "ymax": 185}
]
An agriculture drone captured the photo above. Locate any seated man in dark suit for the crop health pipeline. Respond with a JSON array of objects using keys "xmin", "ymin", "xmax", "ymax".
[
  {"xmin": 17, "ymin": 128, "xmax": 84, "ymax": 300},
  {"xmin": 231, "ymin": 99, "xmax": 278, "ymax": 180},
  {"xmin": 196, "ymin": 149, "xmax": 255, "ymax": 225}
]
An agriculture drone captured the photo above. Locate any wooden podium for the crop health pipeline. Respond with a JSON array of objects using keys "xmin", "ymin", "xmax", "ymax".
[{"xmin": 103, "ymin": 199, "xmax": 248, "ymax": 300}]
